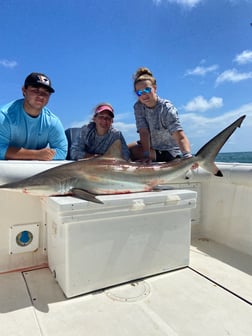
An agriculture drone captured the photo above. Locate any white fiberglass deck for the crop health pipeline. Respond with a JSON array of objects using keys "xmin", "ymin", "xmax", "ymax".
[{"xmin": 1, "ymin": 239, "xmax": 251, "ymax": 336}]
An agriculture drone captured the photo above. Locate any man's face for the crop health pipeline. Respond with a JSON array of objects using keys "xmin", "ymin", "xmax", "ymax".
[{"xmin": 22, "ymin": 85, "xmax": 51, "ymax": 110}]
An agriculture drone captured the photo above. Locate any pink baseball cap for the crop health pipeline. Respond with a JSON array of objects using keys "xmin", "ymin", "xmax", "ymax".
[{"xmin": 95, "ymin": 104, "xmax": 114, "ymax": 118}]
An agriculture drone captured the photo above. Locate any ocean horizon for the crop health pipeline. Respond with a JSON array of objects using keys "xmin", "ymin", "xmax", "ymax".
[{"xmin": 215, "ymin": 151, "xmax": 252, "ymax": 163}]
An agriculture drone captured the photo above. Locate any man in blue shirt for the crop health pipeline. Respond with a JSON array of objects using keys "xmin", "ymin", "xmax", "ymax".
[{"xmin": 0, "ymin": 72, "xmax": 67, "ymax": 160}]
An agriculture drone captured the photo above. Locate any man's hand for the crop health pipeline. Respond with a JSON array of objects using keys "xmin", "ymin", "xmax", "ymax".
[{"xmin": 37, "ymin": 148, "xmax": 56, "ymax": 160}]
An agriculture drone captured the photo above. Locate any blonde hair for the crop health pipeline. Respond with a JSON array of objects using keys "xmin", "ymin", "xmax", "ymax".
[{"xmin": 133, "ymin": 67, "xmax": 157, "ymax": 88}]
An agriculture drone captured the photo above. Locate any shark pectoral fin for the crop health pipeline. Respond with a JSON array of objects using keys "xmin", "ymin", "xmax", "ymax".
[{"xmin": 71, "ymin": 188, "xmax": 103, "ymax": 204}]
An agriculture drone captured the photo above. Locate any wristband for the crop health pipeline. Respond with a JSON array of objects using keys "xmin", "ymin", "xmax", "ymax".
[{"xmin": 182, "ymin": 152, "xmax": 192, "ymax": 159}]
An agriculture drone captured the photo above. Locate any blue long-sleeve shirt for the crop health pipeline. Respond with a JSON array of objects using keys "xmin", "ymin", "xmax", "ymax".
[
  {"xmin": 0, "ymin": 99, "xmax": 67, "ymax": 160},
  {"xmin": 70, "ymin": 122, "xmax": 130, "ymax": 161}
]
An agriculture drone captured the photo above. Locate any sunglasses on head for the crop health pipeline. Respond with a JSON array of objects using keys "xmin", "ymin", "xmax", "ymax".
[{"xmin": 136, "ymin": 87, "xmax": 152, "ymax": 97}]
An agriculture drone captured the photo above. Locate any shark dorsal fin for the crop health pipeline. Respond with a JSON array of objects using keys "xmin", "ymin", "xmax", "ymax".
[{"xmin": 101, "ymin": 139, "xmax": 125, "ymax": 160}]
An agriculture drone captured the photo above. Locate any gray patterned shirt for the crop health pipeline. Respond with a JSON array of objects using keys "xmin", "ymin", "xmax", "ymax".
[
  {"xmin": 134, "ymin": 96, "xmax": 183, "ymax": 157},
  {"xmin": 70, "ymin": 122, "xmax": 130, "ymax": 161}
]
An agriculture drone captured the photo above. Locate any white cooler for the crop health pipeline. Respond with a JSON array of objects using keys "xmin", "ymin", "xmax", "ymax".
[{"xmin": 45, "ymin": 190, "xmax": 197, "ymax": 298}]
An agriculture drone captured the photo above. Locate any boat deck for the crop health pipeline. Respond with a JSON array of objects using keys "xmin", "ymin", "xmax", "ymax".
[{"xmin": 1, "ymin": 239, "xmax": 251, "ymax": 336}]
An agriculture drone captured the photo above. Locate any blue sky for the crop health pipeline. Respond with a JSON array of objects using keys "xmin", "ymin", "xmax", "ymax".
[{"xmin": 0, "ymin": 0, "xmax": 251, "ymax": 153}]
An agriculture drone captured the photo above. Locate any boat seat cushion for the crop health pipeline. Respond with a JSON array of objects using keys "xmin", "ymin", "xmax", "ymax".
[{"xmin": 65, "ymin": 127, "xmax": 81, "ymax": 160}]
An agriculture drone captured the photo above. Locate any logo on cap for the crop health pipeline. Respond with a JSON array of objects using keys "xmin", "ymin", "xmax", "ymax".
[{"xmin": 37, "ymin": 75, "xmax": 50, "ymax": 85}]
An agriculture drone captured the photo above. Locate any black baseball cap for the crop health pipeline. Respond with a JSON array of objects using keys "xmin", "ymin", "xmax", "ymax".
[{"xmin": 24, "ymin": 72, "xmax": 55, "ymax": 93}]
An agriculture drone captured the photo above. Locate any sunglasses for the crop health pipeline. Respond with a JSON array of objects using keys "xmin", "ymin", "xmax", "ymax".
[{"xmin": 136, "ymin": 87, "xmax": 152, "ymax": 97}]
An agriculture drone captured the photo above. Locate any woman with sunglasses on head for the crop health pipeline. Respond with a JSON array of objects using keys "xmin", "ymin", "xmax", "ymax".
[
  {"xmin": 128, "ymin": 67, "xmax": 193, "ymax": 162},
  {"xmin": 70, "ymin": 103, "xmax": 130, "ymax": 161}
]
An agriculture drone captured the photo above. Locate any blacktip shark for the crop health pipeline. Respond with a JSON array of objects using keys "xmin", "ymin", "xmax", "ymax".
[{"xmin": 0, "ymin": 115, "xmax": 246, "ymax": 204}]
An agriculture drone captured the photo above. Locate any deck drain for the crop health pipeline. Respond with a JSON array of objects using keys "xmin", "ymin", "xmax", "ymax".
[{"xmin": 105, "ymin": 281, "xmax": 151, "ymax": 302}]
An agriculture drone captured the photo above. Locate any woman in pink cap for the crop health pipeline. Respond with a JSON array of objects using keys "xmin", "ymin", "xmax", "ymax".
[{"xmin": 70, "ymin": 103, "xmax": 130, "ymax": 161}]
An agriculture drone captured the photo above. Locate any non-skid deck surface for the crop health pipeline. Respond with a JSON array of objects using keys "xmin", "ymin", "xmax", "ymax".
[
  {"xmin": 0, "ymin": 240, "xmax": 251, "ymax": 336},
  {"xmin": 190, "ymin": 238, "xmax": 252, "ymax": 304}
]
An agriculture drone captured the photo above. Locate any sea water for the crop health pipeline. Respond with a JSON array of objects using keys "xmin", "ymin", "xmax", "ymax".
[{"xmin": 216, "ymin": 152, "xmax": 252, "ymax": 163}]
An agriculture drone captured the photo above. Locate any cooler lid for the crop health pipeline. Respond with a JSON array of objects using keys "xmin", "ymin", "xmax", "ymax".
[{"xmin": 44, "ymin": 189, "xmax": 197, "ymax": 219}]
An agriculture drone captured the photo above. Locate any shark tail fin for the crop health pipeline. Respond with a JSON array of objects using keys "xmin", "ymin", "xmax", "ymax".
[{"xmin": 195, "ymin": 115, "xmax": 246, "ymax": 175}]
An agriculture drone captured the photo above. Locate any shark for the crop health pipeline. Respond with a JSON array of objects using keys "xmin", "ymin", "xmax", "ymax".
[{"xmin": 0, "ymin": 115, "xmax": 246, "ymax": 204}]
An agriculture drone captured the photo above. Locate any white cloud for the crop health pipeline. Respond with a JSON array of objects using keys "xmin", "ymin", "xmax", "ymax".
[
  {"xmin": 113, "ymin": 121, "xmax": 137, "ymax": 143},
  {"xmin": 234, "ymin": 50, "xmax": 252, "ymax": 65},
  {"xmin": 180, "ymin": 102, "xmax": 252, "ymax": 152},
  {"xmin": 185, "ymin": 64, "xmax": 218, "ymax": 76},
  {"xmin": 216, "ymin": 68, "xmax": 252, "ymax": 85},
  {"xmin": 183, "ymin": 95, "xmax": 223, "ymax": 112},
  {"xmin": 0, "ymin": 59, "xmax": 18, "ymax": 68},
  {"xmin": 153, "ymin": 0, "xmax": 202, "ymax": 8}
]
